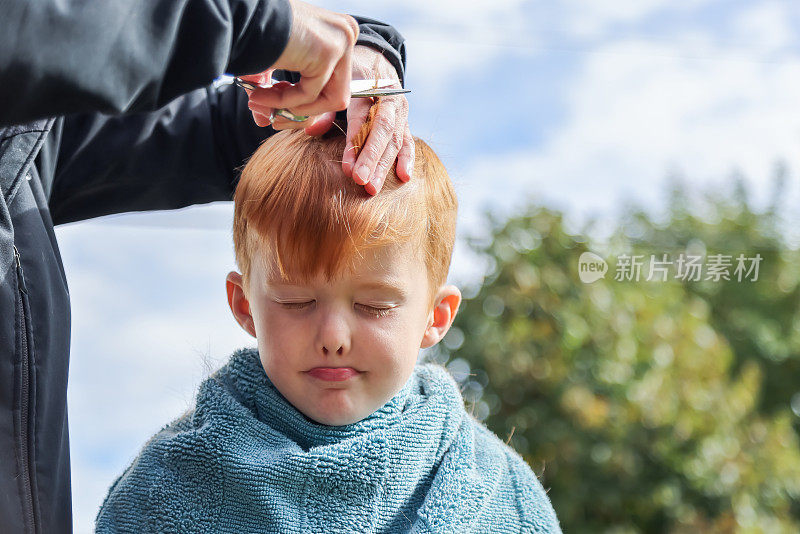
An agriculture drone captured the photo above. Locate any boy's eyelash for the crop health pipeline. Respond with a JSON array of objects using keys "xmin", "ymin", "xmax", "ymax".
[
  {"xmin": 355, "ymin": 303, "xmax": 394, "ymax": 317},
  {"xmin": 277, "ymin": 301, "xmax": 393, "ymax": 317},
  {"xmin": 279, "ymin": 300, "xmax": 315, "ymax": 309}
]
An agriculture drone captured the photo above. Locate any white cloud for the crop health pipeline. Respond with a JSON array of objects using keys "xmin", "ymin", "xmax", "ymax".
[
  {"xmin": 562, "ymin": 0, "xmax": 672, "ymax": 39},
  {"xmin": 316, "ymin": 0, "xmax": 537, "ymax": 94},
  {"xmin": 730, "ymin": 1, "xmax": 798, "ymax": 55},
  {"xmin": 560, "ymin": 0, "xmax": 717, "ymax": 40},
  {"xmin": 460, "ymin": 37, "xmax": 800, "ymax": 234}
]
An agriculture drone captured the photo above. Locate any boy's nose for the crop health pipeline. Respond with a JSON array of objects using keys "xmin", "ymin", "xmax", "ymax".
[
  {"xmin": 316, "ymin": 309, "xmax": 351, "ymax": 357},
  {"xmin": 322, "ymin": 344, "xmax": 345, "ymax": 356}
]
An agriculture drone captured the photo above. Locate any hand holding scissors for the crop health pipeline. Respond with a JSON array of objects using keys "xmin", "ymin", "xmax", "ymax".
[
  {"xmin": 238, "ymin": 46, "xmax": 414, "ymax": 195},
  {"xmin": 234, "ymin": 77, "xmax": 410, "ymax": 123}
]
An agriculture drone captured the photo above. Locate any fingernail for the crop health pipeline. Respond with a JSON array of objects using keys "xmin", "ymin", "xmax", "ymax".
[
  {"xmin": 355, "ymin": 165, "xmax": 370, "ymax": 185},
  {"xmin": 405, "ymin": 161, "xmax": 413, "ymax": 181}
]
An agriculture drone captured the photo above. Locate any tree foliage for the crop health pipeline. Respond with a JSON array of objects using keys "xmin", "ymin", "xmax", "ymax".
[{"xmin": 441, "ymin": 177, "xmax": 800, "ymax": 532}]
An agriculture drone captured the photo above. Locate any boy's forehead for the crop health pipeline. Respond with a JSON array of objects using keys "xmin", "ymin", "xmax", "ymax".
[{"xmin": 254, "ymin": 240, "xmax": 427, "ymax": 289}]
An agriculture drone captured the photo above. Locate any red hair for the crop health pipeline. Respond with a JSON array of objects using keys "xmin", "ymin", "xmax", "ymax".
[{"xmin": 233, "ymin": 127, "xmax": 457, "ymax": 298}]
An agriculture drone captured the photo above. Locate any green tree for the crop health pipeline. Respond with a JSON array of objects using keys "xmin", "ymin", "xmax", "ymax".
[
  {"xmin": 623, "ymin": 173, "xmax": 800, "ymax": 419},
  {"xmin": 442, "ymin": 179, "xmax": 800, "ymax": 532}
]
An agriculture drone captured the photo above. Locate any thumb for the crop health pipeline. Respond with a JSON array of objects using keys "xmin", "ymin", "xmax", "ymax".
[
  {"xmin": 304, "ymin": 112, "xmax": 336, "ymax": 136},
  {"xmin": 238, "ymin": 68, "xmax": 274, "ymax": 87}
]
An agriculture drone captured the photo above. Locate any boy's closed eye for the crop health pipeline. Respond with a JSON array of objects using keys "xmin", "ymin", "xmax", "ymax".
[
  {"xmin": 274, "ymin": 299, "xmax": 396, "ymax": 317},
  {"xmin": 276, "ymin": 300, "xmax": 315, "ymax": 310},
  {"xmin": 354, "ymin": 303, "xmax": 396, "ymax": 318}
]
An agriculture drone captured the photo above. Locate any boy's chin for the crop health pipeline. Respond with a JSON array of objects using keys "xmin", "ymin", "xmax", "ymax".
[
  {"xmin": 300, "ymin": 394, "xmax": 387, "ymax": 427},
  {"xmin": 303, "ymin": 406, "xmax": 369, "ymax": 427},
  {"xmin": 311, "ymin": 415, "xmax": 358, "ymax": 427}
]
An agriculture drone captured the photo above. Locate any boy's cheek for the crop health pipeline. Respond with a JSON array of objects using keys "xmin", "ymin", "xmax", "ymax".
[{"xmin": 256, "ymin": 302, "xmax": 295, "ymax": 327}]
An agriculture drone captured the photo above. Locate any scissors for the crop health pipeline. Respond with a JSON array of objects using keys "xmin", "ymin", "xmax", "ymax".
[{"xmin": 233, "ymin": 77, "xmax": 410, "ymax": 122}]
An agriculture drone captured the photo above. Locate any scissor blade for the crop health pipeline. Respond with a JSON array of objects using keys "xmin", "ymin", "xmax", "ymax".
[
  {"xmin": 231, "ymin": 76, "xmax": 410, "ymax": 123},
  {"xmin": 351, "ymin": 88, "xmax": 411, "ymax": 98},
  {"xmin": 233, "ymin": 77, "xmax": 407, "ymax": 97},
  {"xmin": 349, "ymin": 78, "xmax": 398, "ymax": 92}
]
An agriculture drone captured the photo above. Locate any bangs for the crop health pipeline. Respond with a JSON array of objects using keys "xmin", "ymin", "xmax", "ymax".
[{"xmin": 234, "ymin": 130, "xmax": 426, "ymax": 285}]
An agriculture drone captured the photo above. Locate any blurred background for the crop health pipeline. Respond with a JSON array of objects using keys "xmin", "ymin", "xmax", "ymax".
[{"xmin": 58, "ymin": 1, "xmax": 800, "ymax": 532}]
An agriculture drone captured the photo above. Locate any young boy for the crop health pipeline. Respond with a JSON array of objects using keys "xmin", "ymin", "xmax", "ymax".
[{"xmin": 96, "ymin": 126, "xmax": 562, "ymax": 533}]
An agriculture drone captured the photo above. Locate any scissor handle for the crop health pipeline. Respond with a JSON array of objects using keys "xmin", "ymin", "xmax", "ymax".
[{"xmin": 234, "ymin": 78, "xmax": 261, "ymax": 91}]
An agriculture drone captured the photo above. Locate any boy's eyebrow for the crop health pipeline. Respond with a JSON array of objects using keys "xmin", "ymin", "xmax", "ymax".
[
  {"xmin": 265, "ymin": 277, "xmax": 408, "ymax": 297},
  {"xmin": 264, "ymin": 277, "xmax": 311, "ymax": 290},
  {"xmin": 355, "ymin": 280, "xmax": 409, "ymax": 298}
]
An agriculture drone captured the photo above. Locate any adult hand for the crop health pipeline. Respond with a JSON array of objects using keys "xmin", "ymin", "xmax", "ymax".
[
  {"xmin": 244, "ymin": 42, "xmax": 412, "ymax": 195},
  {"xmin": 305, "ymin": 46, "xmax": 413, "ymax": 195},
  {"xmin": 241, "ymin": 0, "xmax": 358, "ymax": 120}
]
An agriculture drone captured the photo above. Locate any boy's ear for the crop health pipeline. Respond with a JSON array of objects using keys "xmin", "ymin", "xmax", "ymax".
[
  {"xmin": 421, "ymin": 285, "xmax": 462, "ymax": 349},
  {"xmin": 226, "ymin": 271, "xmax": 257, "ymax": 338}
]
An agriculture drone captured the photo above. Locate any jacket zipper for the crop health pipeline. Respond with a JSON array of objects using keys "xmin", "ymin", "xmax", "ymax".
[{"xmin": 13, "ymin": 245, "xmax": 36, "ymax": 534}]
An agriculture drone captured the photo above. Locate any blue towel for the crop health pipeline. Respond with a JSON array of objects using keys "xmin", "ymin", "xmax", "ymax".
[{"xmin": 96, "ymin": 348, "xmax": 561, "ymax": 533}]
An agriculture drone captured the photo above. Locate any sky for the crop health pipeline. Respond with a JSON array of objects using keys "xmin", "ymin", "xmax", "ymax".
[{"xmin": 55, "ymin": 1, "xmax": 800, "ymax": 530}]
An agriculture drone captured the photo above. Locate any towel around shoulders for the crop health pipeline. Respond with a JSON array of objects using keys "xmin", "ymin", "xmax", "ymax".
[{"xmin": 96, "ymin": 348, "xmax": 561, "ymax": 533}]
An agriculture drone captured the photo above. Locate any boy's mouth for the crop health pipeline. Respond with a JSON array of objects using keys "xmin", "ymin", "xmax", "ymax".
[{"xmin": 306, "ymin": 367, "xmax": 361, "ymax": 381}]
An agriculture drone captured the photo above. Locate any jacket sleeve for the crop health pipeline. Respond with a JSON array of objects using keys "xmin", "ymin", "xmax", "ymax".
[
  {"xmin": 0, "ymin": 0, "xmax": 295, "ymax": 128},
  {"xmin": 48, "ymin": 82, "xmax": 257, "ymax": 225},
  {"xmin": 47, "ymin": 17, "xmax": 406, "ymax": 225},
  {"xmin": 351, "ymin": 16, "xmax": 407, "ymax": 86}
]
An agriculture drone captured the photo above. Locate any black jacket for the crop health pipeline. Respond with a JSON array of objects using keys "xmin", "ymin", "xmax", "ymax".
[{"xmin": 0, "ymin": 1, "xmax": 405, "ymax": 532}]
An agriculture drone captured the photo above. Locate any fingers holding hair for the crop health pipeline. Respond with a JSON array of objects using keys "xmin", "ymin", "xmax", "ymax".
[
  {"xmin": 366, "ymin": 114, "xmax": 407, "ymax": 195},
  {"xmin": 342, "ymin": 98, "xmax": 374, "ymax": 181},
  {"xmin": 395, "ymin": 126, "xmax": 415, "ymax": 183},
  {"xmin": 352, "ymin": 101, "xmax": 397, "ymax": 191}
]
